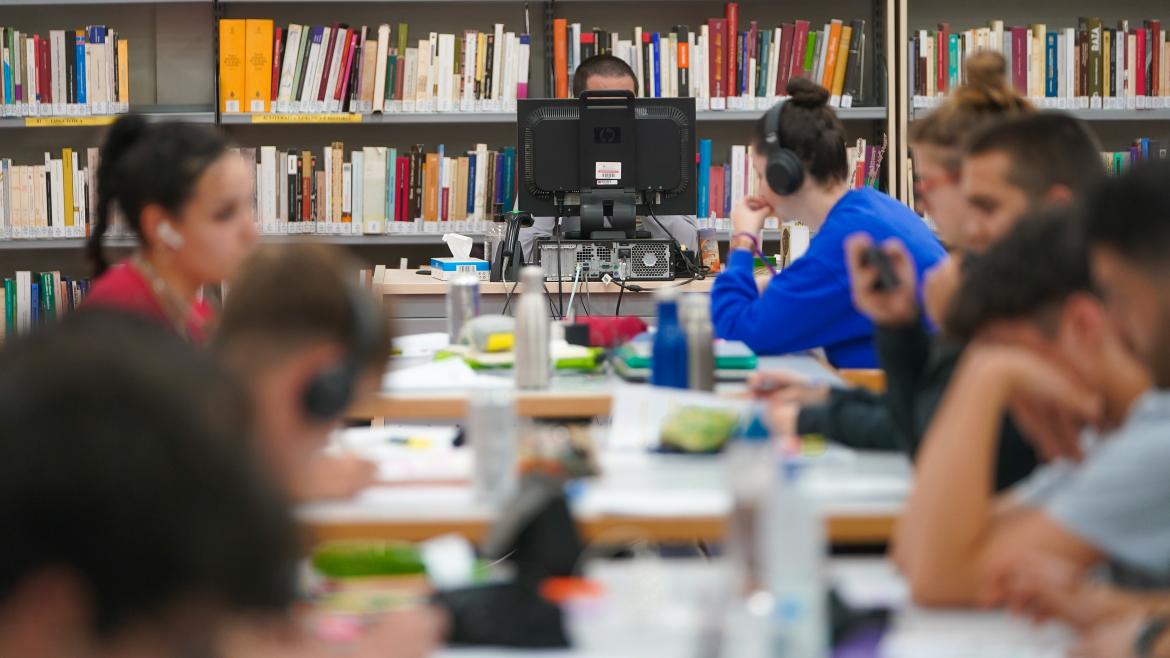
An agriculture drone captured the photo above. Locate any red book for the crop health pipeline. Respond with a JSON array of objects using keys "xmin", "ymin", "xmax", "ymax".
[
  {"xmin": 396, "ymin": 156, "xmax": 409, "ymax": 221},
  {"xmin": 40, "ymin": 36, "xmax": 51, "ymax": 104},
  {"xmin": 710, "ymin": 165, "xmax": 724, "ymax": 218},
  {"xmin": 1012, "ymin": 27, "xmax": 1028, "ymax": 94},
  {"xmin": 317, "ymin": 24, "xmax": 341, "ymax": 102},
  {"xmin": 724, "ymin": 2, "xmax": 738, "ymax": 98},
  {"xmin": 1136, "ymin": 28, "xmax": 1147, "ymax": 96},
  {"xmin": 394, "ymin": 49, "xmax": 406, "ymax": 102},
  {"xmin": 789, "ymin": 20, "xmax": 810, "ymax": 81},
  {"xmin": 1150, "ymin": 20, "xmax": 1162, "ymax": 96},
  {"xmin": 335, "ymin": 31, "xmax": 357, "ymax": 102},
  {"xmin": 441, "ymin": 188, "xmax": 449, "ymax": 221},
  {"xmin": 937, "ymin": 23, "xmax": 950, "ymax": 94},
  {"xmin": 777, "ymin": 22, "xmax": 795, "ymax": 94},
  {"xmin": 707, "ymin": 19, "xmax": 723, "ymax": 98},
  {"xmin": 270, "ymin": 27, "xmax": 284, "ymax": 102},
  {"xmin": 747, "ymin": 21, "xmax": 758, "ymax": 94}
]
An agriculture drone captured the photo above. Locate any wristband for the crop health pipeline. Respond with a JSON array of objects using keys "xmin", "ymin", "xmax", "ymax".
[
  {"xmin": 1136, "ymin": 614, "xmax": 1170, "ymax": 658},
  {"xmin": 732, "ymin": 231, "xmax": 777, "ymax": 275}
]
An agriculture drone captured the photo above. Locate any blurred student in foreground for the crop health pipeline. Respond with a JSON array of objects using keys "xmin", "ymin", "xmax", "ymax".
[
  {"xmin": 0, "ymin": 310, "xmax": 298, "ymax": 658},
  {"xmin": 893, "ymin": 211, "xmax": 1162, "ymax": 608},
  {"xmin": 999, "ymin": 161, "xmax": 1170, "ymax": 658},
  {"xmin": 214, "ymin": 243, "xmax": 445, "ymax": 658},
  {"xmin": 83, "ymin": 115, "xmax": 258, "ymax": 342}
]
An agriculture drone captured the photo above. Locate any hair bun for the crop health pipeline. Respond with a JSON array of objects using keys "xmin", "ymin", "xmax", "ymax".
[{"xmin": 785, "ymin": 77, "xmax": 831, "ymax": 108}]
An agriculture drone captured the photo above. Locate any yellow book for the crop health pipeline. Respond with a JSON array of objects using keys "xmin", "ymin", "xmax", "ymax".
[
  {"xmin": 61, "ymin": 149, "xmax": 74, "ymax": 228},
  {"xmin": 244, "ymin": 19, "xmax": 274, "ymax": 113},
  {"xmin": 1102, "ymin": 28, "xmax": 1111, "ymax": 98},
  {"xmin": 116, "ymin": 39, "xmax": 130, "ymax": 106},
  {"xmin": 219, "ymin": 19, "xmax": 247, "ymax": 113},
  {"xmin": 454, "ymin": 156, "xmax": 469, "ymax": 221},
  {"xmin": 423, "ymin": 153, "xmax": 439, "ymax": 221},
  {"xmin": 821, "ymin": 20, "xmax": 843, "ymax": 89},
  {"xmin": 331, "ymin": 142, "xmax": 344, "ymax": 224},
  {"xmin": 830, "ymin": 25, "xmax": 852, "ymax": 98}
]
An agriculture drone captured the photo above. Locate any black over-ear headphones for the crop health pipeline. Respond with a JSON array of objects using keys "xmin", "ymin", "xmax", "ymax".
[
  {"xmin": 763, "ymin": 98, "xmax": 805, "ymax": 196},
  {"xmin": 302, "ymin": 279, "xmax": 383, "ymax": 420}
]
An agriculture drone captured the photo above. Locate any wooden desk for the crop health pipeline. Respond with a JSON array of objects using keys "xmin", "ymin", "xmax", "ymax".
[
  {"xmin": 297, "ymin": 450, "xmax": 908, "ymax": 547},
  {"xmin": 379, "ymin": 269, "xmax": 716, "ymax": 334}
]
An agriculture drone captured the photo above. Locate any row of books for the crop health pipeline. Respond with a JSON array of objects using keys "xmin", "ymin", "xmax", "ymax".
[
  {"xmin": 0, "ymin": 149, "xmax": 96, "ymax": 240},
  {"xmin": 0, "ymin": 271, "xmax": 89, "ymax": 339},
  {"xmin": 552, "ymin": 5, "xmax": 868, "ymax": 109},
  {"xmin": 241, "ymin": 143, "xmax": 518, "ymax": 235},
  {"xmin": 696, "ymin": 136, "xmax": 885, "ymax": 220},
  {"xmin": 1103, "ymin": 137, "xmax": 1170, "ymax": 175},
  {"xmin": 910, "ymin": 18, "xmax": 1170, "ymax": 109},
  {"xmin": 219, "ymin": 19, "xmax": 530, "ymax": 115},
  {"xmin": 0, "ymin": 26, "xmax": 130, "ymax": 118}
]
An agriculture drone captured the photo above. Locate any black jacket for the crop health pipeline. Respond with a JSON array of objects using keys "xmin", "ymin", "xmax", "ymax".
[{"xmin": 797, "ymin": 322, "xmax": 1038, "ymax": 491}]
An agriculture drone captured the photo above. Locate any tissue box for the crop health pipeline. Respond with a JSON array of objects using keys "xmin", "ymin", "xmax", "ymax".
[{"xmin": 429, "ymin": 257, "xmax": 490, "ymax": 281}]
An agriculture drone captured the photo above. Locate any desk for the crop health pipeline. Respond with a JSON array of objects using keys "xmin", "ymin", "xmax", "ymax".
[
  {"xmin": 380, "ymin": 269, "xmax": 717, "ymax": 334},
  {"xmin": 432, "ymin": 558, "xmax": 1072, "ymax": 658},
  {"xmin": 350, "ymin": 355, "xmax": 844, "ymax": 421},
  {"xmin": 297, "ymin": 449, "xmax": 909, "ymax": 547}
]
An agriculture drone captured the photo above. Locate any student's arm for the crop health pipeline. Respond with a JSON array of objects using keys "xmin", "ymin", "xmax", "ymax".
[
  {"xmin": 896, "ymin": 346, "xmax": 1103, "ymax": 607},
  {"xmin": 796, "ymin": 390, "xmax": 905, "ymax": 451}
]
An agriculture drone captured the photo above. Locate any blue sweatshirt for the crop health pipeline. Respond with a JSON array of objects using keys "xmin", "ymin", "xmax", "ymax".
[{"xmin": 711, "ymin": 188, "xmax": 945, "ymax": 368}]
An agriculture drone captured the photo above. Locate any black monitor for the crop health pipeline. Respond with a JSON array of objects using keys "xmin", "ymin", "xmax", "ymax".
[{"xmin": 516, "ymin": 92, "xmax": 696, "ymax": 239}]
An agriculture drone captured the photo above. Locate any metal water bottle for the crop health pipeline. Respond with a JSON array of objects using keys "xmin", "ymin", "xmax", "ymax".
[
  {"xmin": 514, "ymin": 266, "xmax": 551, "ymax": 389},
  {"xmin": 446, "ymin": 273, "xmax": 481, "ymax": 343},
  {"xmin": 651, "ymin": 287, "xmax": 689, "ymax": 388},
  {"xmin": 681, "ymin": 293, "xmax": 716, "ymax": 391}
]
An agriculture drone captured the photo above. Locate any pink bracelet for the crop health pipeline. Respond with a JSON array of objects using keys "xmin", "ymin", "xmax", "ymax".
[{"xmin": 733, "ymin": 231, "xmax": 777, "ymax": 275}]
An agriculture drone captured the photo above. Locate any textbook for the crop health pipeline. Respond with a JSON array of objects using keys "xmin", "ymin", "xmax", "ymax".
[
  {"xmin": 911, "ymin": 16, "xmax": 1170, "ymax": 109},
  {"xmin": 550, "ymin": 6, "xmax": 868, "ymax": 107},
  {"xmin": 0, "ymin": 270, "xmax": 88, "ymax": 341},
  {"xmin": 0, "ymin": 25, "xmax": 128, "ymax": 116},
  {"xmin": 219, "ymin": 18, "xmax": 529, "ymax": 114}
]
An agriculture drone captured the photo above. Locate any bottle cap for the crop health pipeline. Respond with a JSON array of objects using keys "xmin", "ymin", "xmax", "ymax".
[
  {"xmin": 654, "ymin": 285, "xmax": 680, "ymax": 303},
  {"xmin": 679, "ymin": 293, "xmax": 711, "ymax": 323},
  {"xmin": 520, "ymin": 265, "xmax": 545, "ymax": 289},
  {"xmin": 734, "ymin": 404, "xmax": 772, "ymax": 443}
]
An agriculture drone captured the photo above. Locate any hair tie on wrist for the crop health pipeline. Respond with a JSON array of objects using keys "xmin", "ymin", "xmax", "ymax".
[{"xmin": 733, "ymin": 232, "xmax": 776, "ymax": 275}]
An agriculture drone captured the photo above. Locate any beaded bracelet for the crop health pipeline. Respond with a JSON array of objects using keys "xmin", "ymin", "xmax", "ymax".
[{"xmin": 732, "ymin": 231, "xmax": 777, "ymax": 275}]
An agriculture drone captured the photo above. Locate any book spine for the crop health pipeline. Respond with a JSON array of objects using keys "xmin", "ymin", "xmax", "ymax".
[
  {"xmin": 553, "ymin": 19, "xmax": 568, "ymax": 98},
  {"xmin": 725, "ymin": 2, "xmax": 738, "ymax": 97},
  {"xmin": 698, "ymin": 139, "xmax": 710, "ymax": 219}
]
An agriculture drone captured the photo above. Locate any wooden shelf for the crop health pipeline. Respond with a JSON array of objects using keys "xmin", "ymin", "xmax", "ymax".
[
  {"xmin": 911, "ymin": 106, "xmax": 1170, "ymax": 122},
  {"xmin": 219, "ymin": 106, "xmax": 886, "ymax": 126}
]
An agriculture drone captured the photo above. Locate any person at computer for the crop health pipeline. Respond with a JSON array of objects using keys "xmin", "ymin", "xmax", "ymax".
[
  {"xmin": 519, "ymin": 54, "xmax": 699, "ymax": 264},
  {"xmin": 710, "ymin": 78, "xmax": 945, "ymax": 368}
]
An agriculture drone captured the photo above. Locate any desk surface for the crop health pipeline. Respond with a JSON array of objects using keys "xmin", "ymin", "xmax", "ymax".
[
  {"xmin": 350, "ymin": 355, "xmax": 843, "ymax": 421},
  {"xmin": 381, "ymin": 269, "xmax": 719, "ymax": 296},
  {"xmin": 297, "ymin": 447, "xmax": 909, "ymax": 547},
  {"xmin": 432, "ymin": 558, "xmax": 1072, "ymax": 658}
]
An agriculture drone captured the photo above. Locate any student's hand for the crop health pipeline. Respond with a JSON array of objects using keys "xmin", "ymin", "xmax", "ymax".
[
  {"xmin": 844, "ymin": 233, "xmax": 920, "ymax": 327},
  {"xmin": 765, "ymin": 399, "xmax": 801, "ymax": 440},
  {"xmin": 1070, "ymin": 613, "xmax": 1146, "ymax": 658},
  {"xmin": 354, "ymin": 606, "xmax": 448, "ymax": 658},
  {"xmin": 923, "ymin": 256, "xmax": 962, "ymax": 329},
  {"xmin": 1009, "ymin": 398, "xmax": 1087, "ymax": 463},
  {"xmin": 295, "ymin": 454, "xmax": 378, "ymax": 502},
  {"xmin": 965, "ymin": 346, "xmax": 1103, "ymax": 431},
  {"xmin": 1003, "ymin": 556, "xmax": 1132, "ymax": 629},
  {"xmin": 748, "ymin": 370, "xmax": 830, "ymax": 406},
  {"xmin": 731, "ymin": 195, "xmax": 775, "ymax": 236}
]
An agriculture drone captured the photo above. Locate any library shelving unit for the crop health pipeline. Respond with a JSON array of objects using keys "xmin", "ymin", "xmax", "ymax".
[
  {"xmin": 0, "ymin": 0, "xmax": 897, "ymax": 277},
  {"xmin": 894, "ymin": 0, "xmax": 1170, "ymax": 202}
]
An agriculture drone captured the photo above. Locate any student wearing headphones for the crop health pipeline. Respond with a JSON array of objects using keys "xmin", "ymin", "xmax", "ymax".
[
  {"xmin": 83, "ymin": 115, "xmax": 259, "ymax": 343},
  {"xmin": 712, "ymin": 78, "xmax": 944, "ymax": 367},
  {"xmin": 215, "ymin": 244, "xmax": 387, "ymax": 503},
  {"xmin": 214, "ymin": 244, "xmax": 445, "ymax": 658},
  {"xmin": 518, "ymin": 54, "xmax": 700, "ymax": 263}
]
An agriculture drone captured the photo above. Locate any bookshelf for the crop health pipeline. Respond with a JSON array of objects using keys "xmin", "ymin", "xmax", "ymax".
[
  {"xmin": 0, "ymin": 0, "xmax": 894, "ymax": 278},
  {"xmin": 895, "ymin": 0, "xmax": 1170, "ymax": 202}
]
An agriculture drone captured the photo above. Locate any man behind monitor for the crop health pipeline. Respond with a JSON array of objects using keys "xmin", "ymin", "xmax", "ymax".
[{"xmin": 519, "ymin": 55, "xmax": 700, "ymax": 263}]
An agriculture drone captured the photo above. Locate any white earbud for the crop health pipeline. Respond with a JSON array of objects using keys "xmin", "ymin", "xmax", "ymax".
[{"xmin": 157, "ymin": 221, "xmax": 185, "ymax": 250}]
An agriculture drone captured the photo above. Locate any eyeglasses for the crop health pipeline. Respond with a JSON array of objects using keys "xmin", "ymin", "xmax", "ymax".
[{"xmin": 912, "ymin": 170, "xmax": 960, "ymax": 197}]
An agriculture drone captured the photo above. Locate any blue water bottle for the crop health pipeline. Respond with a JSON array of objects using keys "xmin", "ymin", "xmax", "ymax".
[{"xmin": 651, "ymin": 288, "xmax": 689, "ymax": 388}]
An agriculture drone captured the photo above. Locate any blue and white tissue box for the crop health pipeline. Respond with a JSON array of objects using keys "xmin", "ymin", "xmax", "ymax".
[{"xmin": 430, "ymin": 257, "xmax": 490, "ymax": 281}]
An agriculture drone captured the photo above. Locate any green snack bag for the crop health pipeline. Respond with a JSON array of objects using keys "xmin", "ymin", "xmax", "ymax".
[{"xmin": 311, "ymin": 541, "xmax": 427, "ymax": 578}]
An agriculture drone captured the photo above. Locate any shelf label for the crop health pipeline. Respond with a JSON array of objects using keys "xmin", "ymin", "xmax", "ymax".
[
  {"xmin": 250, "ymin": 113, "xmax": 363, "ymax": 124},
  {"xmin": 25, "ymin": 115, "xmax": 116, "ymax": 127}
]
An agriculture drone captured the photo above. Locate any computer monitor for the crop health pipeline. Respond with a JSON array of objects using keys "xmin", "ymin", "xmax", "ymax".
[{"xmin": 516, "ymin": 92, "xmax": 696, "ymax": 239}]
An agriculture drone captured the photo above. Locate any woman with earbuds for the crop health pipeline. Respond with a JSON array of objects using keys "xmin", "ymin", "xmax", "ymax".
[
  {"xmin": 711, "ymin": 78, "xmax": 944, "ymax": 368},
  {"xmin": 84, "ymin": 115, "xmax": 259, "ymax": 343}
]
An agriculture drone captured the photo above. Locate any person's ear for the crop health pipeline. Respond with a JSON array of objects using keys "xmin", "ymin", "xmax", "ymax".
[
  {"xmin": 139, "ymin": 204, "xmax": 183, "ymax": 251},
  {"xmin": 1061, "ymin": 294, "xmax": 1106, "ymax": 355},
  {"xmin": 1043, "ymin": 184, "xmax": 1075, "ymax": 207}
]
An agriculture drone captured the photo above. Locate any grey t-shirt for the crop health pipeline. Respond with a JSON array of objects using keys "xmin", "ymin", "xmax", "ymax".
[
  {"xmin": 1013, "ymin": 390, "xmax": 1170, "ymax": 588},
  {"xmin": 519, "ymin": 214, "xmax": 699, "ymax": 264}
]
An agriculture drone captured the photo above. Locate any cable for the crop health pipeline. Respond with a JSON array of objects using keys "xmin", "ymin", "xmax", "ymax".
[
  {"xmin": 615, "ymin": 281, "xmax": 626, "ymax": 317},
  {"xmin": 555, "ymin": 196, "xmax": 566, "ymax": 320},
  {"xmin": 500, "ymin": 276, "xmax": 521, "ymax": 315},
  {"xmin": 566, "ymin": 263, "xmax": 583, "ymax": 322},
  {"xmin": 646, "ymin": 201, "xmax": 709, "ymax": 281}
]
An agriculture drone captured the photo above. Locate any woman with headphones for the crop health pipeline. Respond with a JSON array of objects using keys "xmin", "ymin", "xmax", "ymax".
[
  {"xmin": 711, "ymin": 78, "xmax": 945, "ymax": 368},
  {"xmin": 83, "ymin": 115, "xmax": 259, "ymax": 343}
]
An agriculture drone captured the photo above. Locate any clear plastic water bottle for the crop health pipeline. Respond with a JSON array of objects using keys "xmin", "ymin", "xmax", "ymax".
[
  {"xmin": 768, "ymin": 459, "xmax": 828, "ymax": 658},
  {"xmin": 651, "ymin": 287, "xmax": 688, "ymax": 388}
]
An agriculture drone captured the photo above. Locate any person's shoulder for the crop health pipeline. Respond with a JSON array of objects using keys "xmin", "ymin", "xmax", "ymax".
[{"xmin": 85, "ymin": 261, "xmax": 148, "ymax": 302}]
